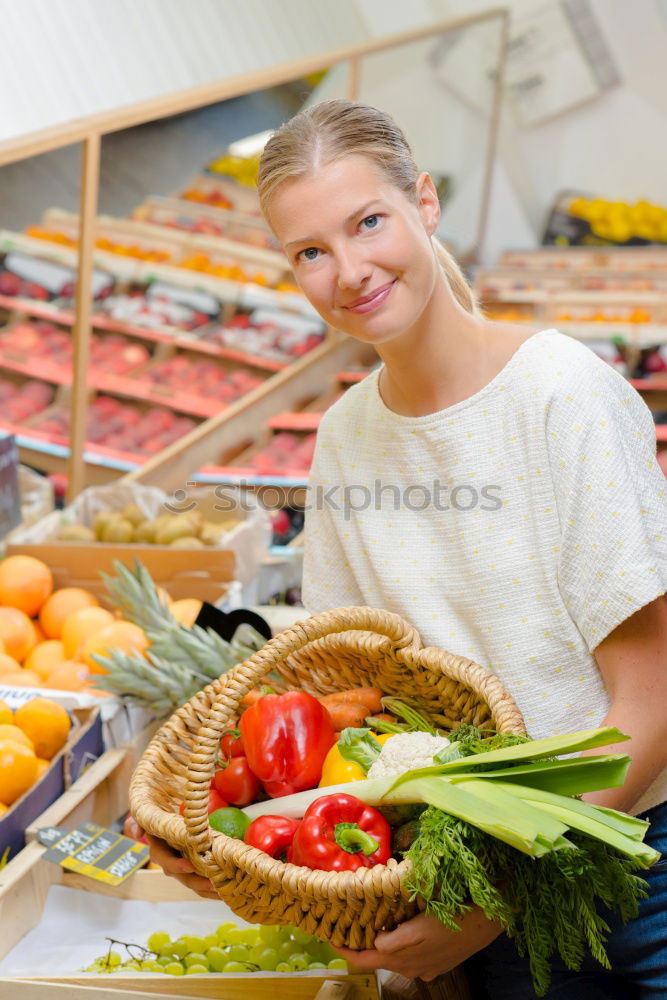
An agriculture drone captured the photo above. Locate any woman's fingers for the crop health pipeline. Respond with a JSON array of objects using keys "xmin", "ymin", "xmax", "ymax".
[
  {"xmin": 374, "ymin": 916, "xmax": 429, "ymax": 952},
  {"xmin": 334, "ymin": 947, "xmax": 386, "ymax": 973},
  {"xmin": 145, "ymin": 833, "xmax": 195, "ymax": 874}
]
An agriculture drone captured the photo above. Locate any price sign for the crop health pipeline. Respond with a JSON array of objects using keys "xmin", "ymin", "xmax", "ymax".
[
  {"xmin": 38, "ymin": 821, "xmax": 149, "ymax": 885},
  {"xmin": 0, "ymin": 434, "xmax": 21, "ymax": 539}
]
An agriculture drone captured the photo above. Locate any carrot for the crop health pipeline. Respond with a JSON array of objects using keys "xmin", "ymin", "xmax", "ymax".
[
  {"xmin": 321, "ymin": 701, "xmax": 369, "ymax": 731},
  {"xmin": 319, "ymin": 687, "xmax": 384, "ymax": 714}
]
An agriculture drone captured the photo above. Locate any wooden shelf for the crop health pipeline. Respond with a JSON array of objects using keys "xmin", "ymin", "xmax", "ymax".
[{"xmin": 0, "ymin": 294, "xmax": 289, "ymax": 372}]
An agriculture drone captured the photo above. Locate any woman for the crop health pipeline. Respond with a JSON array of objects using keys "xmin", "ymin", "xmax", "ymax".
[{"xmin": 149, "ymin": 100, "xmax": 667, "ymax": 997}]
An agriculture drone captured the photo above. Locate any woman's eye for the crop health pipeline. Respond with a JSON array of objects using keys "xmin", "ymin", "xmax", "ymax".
[
  {"xmin": 297, "ymin": 247, "xmax": 320, "ymax": 262},
  {"xmin": 361, "ymin": 214, "xmax": 380, "ymax": 230}
]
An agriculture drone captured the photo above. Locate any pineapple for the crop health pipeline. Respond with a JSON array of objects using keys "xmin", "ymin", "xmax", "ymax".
[{"xmin": 91, "ymin": 560, "xmax": 265, "ymax": 714}]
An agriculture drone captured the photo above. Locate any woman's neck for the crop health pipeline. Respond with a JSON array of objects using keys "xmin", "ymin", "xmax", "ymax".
[{"xmin": 375, "ymin": 276, "xmax": 493, "ymax": 418}]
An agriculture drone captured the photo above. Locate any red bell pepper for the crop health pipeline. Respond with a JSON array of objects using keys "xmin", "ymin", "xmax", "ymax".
[
  {"xmin": 287, "ymin": 793, "xmax": 391, "ymax": 871},
  {"xmin": 244, "ymin": 815, "xmax": 301, "ymax": 860},
  {"xmin": 239, "ymin": 690, "xmax": 335, "ymax": 797}
]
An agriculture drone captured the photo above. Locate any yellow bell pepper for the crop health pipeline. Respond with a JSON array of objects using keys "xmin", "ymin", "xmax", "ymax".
[
  {"xmin": 319, "ymin": 743, "xmax": 364, "ymax": 786},
  {"xmin": 318, "ymin": 733, "xmax": 393, "ymax": 787}
]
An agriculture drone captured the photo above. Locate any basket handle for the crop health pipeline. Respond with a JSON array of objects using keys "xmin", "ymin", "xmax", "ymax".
[
  {"xmin": 181, "ymin": 605, "xmax": 421, "ymax": 852},
  {"xmin": 248, "ymin": 604, "xmax": 420, "ymax": 674}
]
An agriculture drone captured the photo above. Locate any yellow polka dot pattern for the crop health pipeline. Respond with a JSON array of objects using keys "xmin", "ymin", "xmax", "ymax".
[{"xmin": 303, "ymin": 330, "xmax": 667, "ymax": 813}]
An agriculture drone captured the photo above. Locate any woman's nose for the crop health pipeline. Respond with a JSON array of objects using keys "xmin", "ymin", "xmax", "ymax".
[{"xmin": 336, "ymin": 247, "xmax": 370, "ymax": 289}]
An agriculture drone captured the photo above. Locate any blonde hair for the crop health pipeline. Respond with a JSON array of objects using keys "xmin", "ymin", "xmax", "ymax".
[{"xmin": 258, "ymin": 99, "xmax": 478, "ymax": 315}]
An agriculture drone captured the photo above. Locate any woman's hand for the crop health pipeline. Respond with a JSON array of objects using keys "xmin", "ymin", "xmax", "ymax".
[
  {"xmin": 335, "ymin": 908, "xmax": 502, "ymax": 982},
  {"xmin": 145, "ymin": 833, "xmax": 219, "ymax": 900}
]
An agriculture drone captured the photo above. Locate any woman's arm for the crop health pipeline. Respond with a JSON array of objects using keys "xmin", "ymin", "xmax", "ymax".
[{"xmin": 581, "ymin": 594, "xmax": 667, "ymax": 812}]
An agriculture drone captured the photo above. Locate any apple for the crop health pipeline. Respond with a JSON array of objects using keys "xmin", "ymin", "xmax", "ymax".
[{"xmin": 0, "ymin": 272, "xmax": 21, "ymax": 296}]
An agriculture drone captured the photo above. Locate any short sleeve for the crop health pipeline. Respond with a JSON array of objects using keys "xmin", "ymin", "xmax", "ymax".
[
  {"xmin": 301, "ymin": 427, "xmax": 365, "ymax": 615},
  {"xmin": 547, "ymin": 355, "xmax": 667, "ymax": 651}
]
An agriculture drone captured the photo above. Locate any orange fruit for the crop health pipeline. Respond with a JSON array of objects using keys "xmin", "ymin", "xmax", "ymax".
[
  {"xmin": 0, "ymin": 699, "xmax": 12, "ymax": 725},
  {"xmin": 14, "ymin": 697, "xmax": 71, "ymax": 759},
  {"xmin": 0, "ymin": 802, "xmax": 7, "ymax": 816},
  {"xmin": 0, "ymin": 724, "xmax": 34, "ymax": 750},
  {"xmin": 35, "ymin": 758, "xmax": 50, "ymax": 779},
  {"xmin": 39, "ymin": 588, "xmax": 99, "ymax": 640},
  {"xmin": 0, "ymin": 654, "xmax": 22, "ymax": 678},
  {"xmin": 24, "ymin": 640, "xmax": 66, "ymax": 682},
  {"xmin": 0, "ymin": 555, "xmax": 53, "ymax": 617},
  {"xmin": 31, "ymin": 620, "xmax": 48, "ymax": 644},
  {"xmin": 168, "ymin": 598, "xmax": 202, "ymax": 628},
  {"xmin": 0, "ymin": 607, "xmax": 37, "ymax": 662},
  {"xmin": 0, "ymin": 738, "xmax": 38, "ymax": 805},
  {"xmin": 81, "ymin": 621, "xmax": 149, "ymax": 674},
  {"xmin": 1, "ymin": 669, "xmax": 41, "ymax": 687},
  {"xmin": 44, "ymin": 660, "xmax": 89, "ymax": 693},
  {"xmin": 61, "ymin": 607, "xmax": 114, "ymax": 659}
]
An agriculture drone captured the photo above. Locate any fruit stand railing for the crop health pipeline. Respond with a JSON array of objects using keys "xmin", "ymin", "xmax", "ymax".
[{"xmin": 0, "ymin": 8, "xmax": 510, "ymax": 500}]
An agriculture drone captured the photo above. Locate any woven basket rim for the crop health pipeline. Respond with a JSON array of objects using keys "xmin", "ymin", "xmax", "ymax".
[{"xmin": 129, "ymin": 605, "xmax": 526, "ymax": 941}]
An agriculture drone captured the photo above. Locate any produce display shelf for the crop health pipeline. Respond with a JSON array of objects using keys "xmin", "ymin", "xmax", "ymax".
[
  {"xmin": 193, "ymin": 468, "xmax": 309, "ymax": 488},
  {"xmin": 0, "ymin": 231, "xmax": 317, "ymax": 319},
  {"xmin": 124, "ymin": 337, "xmax": 376, "ymax": 496},
  {"xmin": 486, "ymin": 316, "xmax": 667, "ymax": 345},
  {"xmin": 88, "ymin": 373, "xmax": 224, "ymax": 420},
  {"xmin": 133, "ymin": 194, "xmax": 280, "ymax": 252},
  {"xmin": 12, "ymin": 431, "xmax": 142, "ymax": 471},
  {"xmin": 500, "ymin": 248, "xmax": 667, "ymax": 271},
  {"xmin": 267, "ymin": 411, "xmax": 323, "ymax": 432},
  {"xmin": 0, "ymin": 349, "xmax": 223, "ymax": 419},
  {"xmin": 559, "ymin": 322, "xmax": 667, "ymax": 344},
  {"xmin": 0, "ymin": 294, "xmax": 289, "ymax": 373},
  {"xmin": 39, "ymin": 207, "xmax": 289, "ymax": 279},
  {"xmin": 479, "ymin": 289, "xmax": 667, "ymax": 304}
]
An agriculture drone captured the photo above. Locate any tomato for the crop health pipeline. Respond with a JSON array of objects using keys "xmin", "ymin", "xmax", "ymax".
[
  {"xmin": 179, "ymin": 787, "xmax": 229, "ymax": 817},
  {"xmin": 212, "ymin": 756, "xmax": 262, "ymax": 806},
  {"xmin": 218, "ymin": 728, "xmax": 245, "ymax": 763}
]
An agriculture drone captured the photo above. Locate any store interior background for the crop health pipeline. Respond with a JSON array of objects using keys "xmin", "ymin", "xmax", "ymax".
[{"xmin": 1, "ymin": 0, "xmax": 666, "ymax": 264}]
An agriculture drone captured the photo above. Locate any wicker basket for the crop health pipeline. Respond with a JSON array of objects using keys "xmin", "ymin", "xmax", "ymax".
[{"xmin": 130, "ymin": 606, "xmax": 525, "ymax": 951}]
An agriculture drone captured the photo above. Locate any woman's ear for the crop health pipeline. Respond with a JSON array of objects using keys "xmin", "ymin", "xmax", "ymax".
[{"xmin": 416, "ymin": 172, "xmax": 441, "ymax": 236}]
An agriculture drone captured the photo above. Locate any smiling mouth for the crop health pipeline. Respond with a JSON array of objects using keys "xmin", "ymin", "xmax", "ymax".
[{"xmin": 343, "ymin": 280, "xmax": 396, "ymax": 314}]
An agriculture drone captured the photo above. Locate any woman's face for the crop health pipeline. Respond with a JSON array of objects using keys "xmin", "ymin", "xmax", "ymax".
[{"xmin": 267, "ymin": 155, "xmax": 441, "ymax": 346}]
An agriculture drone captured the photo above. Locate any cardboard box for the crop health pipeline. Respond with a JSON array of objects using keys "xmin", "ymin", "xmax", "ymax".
[
  {"xmin": 7, "ymin": 482, "xmax": 271, "ymax": 596},
  {"xmin": 0, "ymin": 705, "xmax": 103, "ymax": 863}
]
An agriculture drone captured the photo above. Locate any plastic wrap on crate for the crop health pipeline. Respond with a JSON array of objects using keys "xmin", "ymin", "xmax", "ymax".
[{"xmin": 7, "ymin": 482, "xmax": 271, "ymax": 586}]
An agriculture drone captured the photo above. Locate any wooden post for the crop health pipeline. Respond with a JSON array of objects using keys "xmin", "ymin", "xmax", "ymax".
[
  {"xmin": 67, "ymin": 133, "xmax": 101, "ymax": 502},
  {"xmin": 347, "ymin": 57, "xmax": 361, "ymax": 100},
  {"xmin": 472, "ymin": 10, "xmax": 510, "ymax": 265}
]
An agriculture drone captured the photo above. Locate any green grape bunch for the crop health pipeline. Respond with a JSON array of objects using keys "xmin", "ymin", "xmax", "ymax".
[{"xmin": 81, "ymin": 923, "xmax": 347, "ymax": 977}]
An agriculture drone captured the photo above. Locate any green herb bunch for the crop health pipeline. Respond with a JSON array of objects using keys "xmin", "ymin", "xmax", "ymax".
[{"xmin": 403, "ymin": 727, "xmax": 650, "ymax": 997}]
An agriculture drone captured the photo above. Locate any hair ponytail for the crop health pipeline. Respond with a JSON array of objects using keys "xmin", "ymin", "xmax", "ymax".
[
  {"xmin": 258, "ymin": 99, "xmax": 478, "ymax": 317},
  {"xmin": 431, "ymin": 237, "xmax": 480, "ymax": 315}
]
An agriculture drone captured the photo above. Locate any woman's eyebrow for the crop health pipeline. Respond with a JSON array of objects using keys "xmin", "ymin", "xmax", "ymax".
[{"xmin": 285, "ymin": 201, "xmax": 381, "ymax": 249}]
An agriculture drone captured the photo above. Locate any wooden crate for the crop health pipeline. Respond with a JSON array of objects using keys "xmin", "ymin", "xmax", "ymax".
[
  {"xmin": 0, "ymin": 866, "xmax": 380, "ymax": 1000},
  {"xmin": 0, "ymin": 720, "xmax": 472, "ymax": 1000}
]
